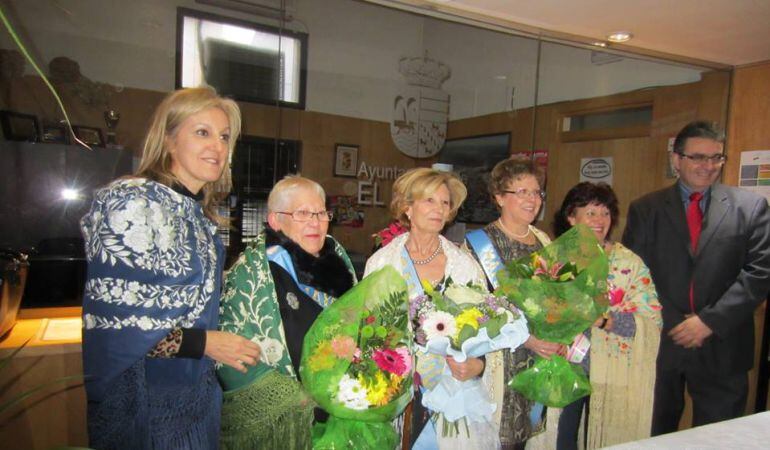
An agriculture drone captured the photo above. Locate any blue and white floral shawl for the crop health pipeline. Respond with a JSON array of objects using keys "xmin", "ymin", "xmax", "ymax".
[{"xmin": 81, "ymin": 178, "xmax": 223, "ymax": 449}]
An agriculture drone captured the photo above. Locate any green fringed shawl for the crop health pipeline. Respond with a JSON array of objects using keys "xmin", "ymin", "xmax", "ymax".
[{"xmin": 217, "ymin": 231, "xmax": 355, "ymax": 450}]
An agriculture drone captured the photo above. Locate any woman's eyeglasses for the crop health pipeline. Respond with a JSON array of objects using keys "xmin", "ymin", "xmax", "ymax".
[
  {"xmin": 502, "ymin": 188, "xmax": 546, "ymax": 200},
  {"xmin": 276, "ymin": 210, "xmax": 334, "ymax": 222}
]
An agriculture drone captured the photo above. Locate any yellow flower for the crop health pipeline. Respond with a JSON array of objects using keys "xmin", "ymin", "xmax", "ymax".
[
  {"xmin": 361, "ymin": 372, "xmax": 390, "ymax": 406},
  {"xmin": 455, "ymin": 307, "xmax": 483, "ymax": 333},
  {"xmin": 308, "ymin": 341, "xmax": 335, "ymax": 371}
]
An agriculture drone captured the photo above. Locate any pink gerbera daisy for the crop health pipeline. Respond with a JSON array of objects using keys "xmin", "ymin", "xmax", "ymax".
[{"xmin": 372, "ymin": 348, "xmax": 409, "ymax": 376}]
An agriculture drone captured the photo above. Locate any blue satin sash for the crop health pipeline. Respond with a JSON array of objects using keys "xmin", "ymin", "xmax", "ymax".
[{"xmin": 266, "ymin": 245, "xmax": 335, "ymax": 307}]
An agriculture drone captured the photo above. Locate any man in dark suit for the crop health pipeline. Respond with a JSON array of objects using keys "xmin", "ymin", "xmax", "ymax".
[{"xmin": 622, "ymin": 121, "xmax": 770, "ymax": 435}]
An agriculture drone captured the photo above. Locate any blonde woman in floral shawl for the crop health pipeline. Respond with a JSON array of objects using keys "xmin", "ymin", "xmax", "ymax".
[
  {"xmin": 81, "ymin": 87, "xmax": 261, "ymax": 450},
  {"xmin": 217, "ymin": 176, "xmax": 356, "ymax": 449},
  {"xmin": 365, "ymin": 168, "xmax": 500, "ymax": 450},
  {"xmin": 552, "ymin": 182, "xmax": 662, "ymax": 449},
  {"xmin": 464, "ymin": 159, "xmax": 565, "ymax": 450}
]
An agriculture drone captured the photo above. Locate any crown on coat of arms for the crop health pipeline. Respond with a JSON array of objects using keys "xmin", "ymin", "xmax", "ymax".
[{"xmin": 398, "ymin": 53, "xmax": 451, "ymax": 89}]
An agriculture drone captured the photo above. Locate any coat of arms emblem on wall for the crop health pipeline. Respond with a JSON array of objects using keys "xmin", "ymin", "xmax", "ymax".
[{"xmin": 390, "ymin": 54, "xmax": 451, "ymax": 158}]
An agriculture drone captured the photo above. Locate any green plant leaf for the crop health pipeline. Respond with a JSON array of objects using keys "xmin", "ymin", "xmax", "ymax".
[{"xmin": 0, "ymin": 375, "xmax": 83, "ymax": 416}]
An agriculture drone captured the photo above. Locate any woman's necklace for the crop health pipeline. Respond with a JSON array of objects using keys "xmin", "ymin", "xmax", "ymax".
[
  {"xmin": 408, "ymin": 240, "xmax": 443, "ymax": 265},
  {"xmin": 497, "ymin": 218, "xmax": 530, "ymax": 239}
]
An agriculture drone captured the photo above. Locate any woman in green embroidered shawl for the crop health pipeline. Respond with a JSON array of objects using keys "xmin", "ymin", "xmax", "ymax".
[{"xmin": 217, "ymin": 176, "xmax": 357, "ymax": 449}]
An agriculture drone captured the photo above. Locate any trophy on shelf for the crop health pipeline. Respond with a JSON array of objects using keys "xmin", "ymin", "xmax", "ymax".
[{"xmin": 103, "ymin": 109, "xmax": 121, "ymax": 148}]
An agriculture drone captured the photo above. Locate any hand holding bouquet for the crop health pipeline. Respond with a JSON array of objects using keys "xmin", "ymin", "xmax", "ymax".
[
  {"xmin": 300, "ymin": 266, "xmax": 412, "ymax": 450},
  {"xmin": 409, "ymin": 280, "xmax": 529, "ymax": 435},
  {"xmin": 496, "ymin": 224, "xmax": 608, "ymax": 407}
]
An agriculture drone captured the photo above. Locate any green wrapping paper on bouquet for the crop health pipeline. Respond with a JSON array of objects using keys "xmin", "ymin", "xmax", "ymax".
[
  {"xmin": 496, "ymin": 224, "xmax": 608, "ymax": 407},
  {"xmin": 300, "ymin": 266, "xmax": 413, "ymax": 450}
]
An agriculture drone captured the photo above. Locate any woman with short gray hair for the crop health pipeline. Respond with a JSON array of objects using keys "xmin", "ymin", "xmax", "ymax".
[{"xmin": 217, "ymin": 175, "xmax": 357, "ymax": 449}]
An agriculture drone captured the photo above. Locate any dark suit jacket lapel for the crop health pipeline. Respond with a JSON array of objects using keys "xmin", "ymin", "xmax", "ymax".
[
  {"xmin": 697, "ymin": 184, "xmax": 730, "ymax": 254},
  {"xmin": 662, "ymin": 184, "xmax": 693, "ymax": 256}
]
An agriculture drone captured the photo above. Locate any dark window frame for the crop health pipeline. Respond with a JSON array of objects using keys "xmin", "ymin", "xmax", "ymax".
[{"xmin": 175, "ymin": 7, "xmax": 308, "ymax": 109}]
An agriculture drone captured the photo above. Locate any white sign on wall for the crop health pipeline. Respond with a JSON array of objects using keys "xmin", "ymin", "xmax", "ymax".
[{"xmin": 579, "ymin": 157, "xmax": 613, "ymax": 185}]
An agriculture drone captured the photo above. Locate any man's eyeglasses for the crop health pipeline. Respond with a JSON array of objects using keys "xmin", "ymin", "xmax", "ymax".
[
  {"xmin": 276, "ymin": 210, "xmax": 334, "ymax": 222},
  {"xmin": 502, "ymin": 188, "xmax": 546, "ymax": 200},
  {"xmin": 678, "ymin": 153, "xmax": 727, "ymax": 165}
]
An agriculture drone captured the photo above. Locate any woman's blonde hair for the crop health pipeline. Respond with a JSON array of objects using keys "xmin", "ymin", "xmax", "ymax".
[
  {"xmin": 390, "ymin": 168, "xmax": 467, "ymax": 227},
  {"xmin": 267, "ymin": 175, "xmax": 326, "ymax": 212},
  {"xmin": 135, "ymin": 87, "xmax": 241, "ymax": 225}
]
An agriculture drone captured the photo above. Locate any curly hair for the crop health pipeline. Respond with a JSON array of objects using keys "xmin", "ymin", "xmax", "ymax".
[
  {"xmin": 553, "ymin": 182, "xmax": 619, "ymax": 238},
  {"xmin": 390, "ymin": 168, "xmax": 467, "ymax": 227},
  {"xmin": 488, "ymin": 159, "xmax": 544, "ymax": 209}
]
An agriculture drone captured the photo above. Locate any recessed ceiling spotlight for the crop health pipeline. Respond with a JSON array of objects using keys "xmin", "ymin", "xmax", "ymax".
[
  {"xmin": 592, "ymin": 41, "xmax": 608, "ymax": 48},
  {"xmin": 606, "ymin": 31, "xmax": 633, "ymax": 43}
]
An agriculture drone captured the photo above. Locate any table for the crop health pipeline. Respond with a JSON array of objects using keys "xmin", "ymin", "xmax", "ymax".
[
  {"xmin": 606, "ymin": 411, "xmax": 770, "ymax": 449},
  {"xmin": 0, "ymin": 308, "xmax": 87, "ymax": 449}
]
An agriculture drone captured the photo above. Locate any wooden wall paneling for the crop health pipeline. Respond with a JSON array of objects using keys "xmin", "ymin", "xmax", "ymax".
[
  {"xmin": 726, "ymin": 61, "xmax": 770, "ymax": 415},
  {"xmin": 725, "ymin": 61, "xmax": 770, "ymax": 186},
  {"xmin": 0, "ymin": 347, "xmax": 87, "ymax": 449}
]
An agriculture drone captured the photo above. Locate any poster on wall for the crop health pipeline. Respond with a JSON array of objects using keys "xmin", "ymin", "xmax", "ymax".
[
  {"xmin": 738, "ymin": 150, "xmax": 770, "ymax": 204},
  {"xmin": 579, "ymin": 157, "xmax": 613, "ymax": 185},
  {"xmin": 511, "ymin": 149, "xmax": 549, "ymax": 220},
  {"xmin": 328, "ymin": 195, "xmax": 364, "ymax": 228}
]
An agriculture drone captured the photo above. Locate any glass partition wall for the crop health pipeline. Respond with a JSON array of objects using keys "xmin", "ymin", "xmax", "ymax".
[{"xmin": 0, "ymin": 0, "xmax": 729, "ymax": 307}]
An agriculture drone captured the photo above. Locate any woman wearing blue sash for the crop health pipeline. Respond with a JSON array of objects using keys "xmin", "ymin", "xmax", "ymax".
[
  {"xmin": 365, "ymin": 168, "xmax": 492, "ymax": 450},
  {"xmin": 217, "ymin": 176, "xmax": 356, "ymax": 449},
  {"xmin": 81, "ymin": 87, "xmax": 262, "ymax": 449},
  {"xmin": 465, "ymin": 159, "xmax": 565, "ymax": 450}
]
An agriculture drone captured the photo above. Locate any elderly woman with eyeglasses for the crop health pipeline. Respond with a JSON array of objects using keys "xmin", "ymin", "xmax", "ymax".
[
  {"xmin": 465, "ymin": 158, "xmax": 565, "ymax": 450},
  {"xmin": 216, "ymin": 175, "xmax": 357, "ymax": 449}
]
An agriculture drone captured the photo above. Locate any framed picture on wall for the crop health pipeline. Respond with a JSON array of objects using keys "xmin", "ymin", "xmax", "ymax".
[
  {"xmin": 334, "ymin": 144, "xmax": 358, "ymax": 177},
  {"xmin": 40, "ymin": 123, "xmax": 69, "ymax": 144},
  {"xmin": 0, "ymin": 110, "xmax": 39, "ymax": 142},
  {"xmin": 73, "ymin": 126, "xmax": 104, "ymax": 147}
]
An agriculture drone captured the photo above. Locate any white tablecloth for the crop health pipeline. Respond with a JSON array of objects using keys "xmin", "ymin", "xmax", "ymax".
[{"xmin": 604, "ymin": 411, "xmax": 770, "ymax": 449}]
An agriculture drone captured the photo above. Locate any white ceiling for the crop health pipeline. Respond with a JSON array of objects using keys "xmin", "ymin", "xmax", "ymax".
[{"xmin": 375, "ymin": 0, "xmax": 770, "ymax": 67}]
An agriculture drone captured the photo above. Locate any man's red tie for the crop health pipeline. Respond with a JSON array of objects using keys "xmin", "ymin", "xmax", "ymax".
[{"xmin": 687, "ymin": 191, "xmax": 703, "ymax": 312}]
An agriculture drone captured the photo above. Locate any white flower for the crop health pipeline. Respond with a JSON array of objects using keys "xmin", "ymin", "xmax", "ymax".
[
  {"xmin": 127, "ymin": 281, "xmax": 141, "ymax": 293},
  {"xmin": 125, "ymin": 199, "xmax": 148, "ymax": 224},
  {"xmin": 124, "ymin": 224, "xmax": 153, "ymax": 253},
  {"xmin": 445, "ymin": 285, "xmax": 485, "ymax": 305},
  {"xmin": 337, "ymin": 374, "xmax": 369, "ymax": 410},
  {"xmin": 136, "ymin": 316, "xmax": 154, "ymax": 330},
  {"xmin": 83, "ymin": 314, "xmax": 96, "ymax": 329},
  {"xmin": 109, "ymin": 209, "xmax": 131, "ymax": 233},
  {"xmin": 122, "ymin": 291, "xmax": 138, "ymax": 306},
  {"xmin": 422, "ymin": 311, "xmax": 457, "ymax": 342},
  {"xmin": 110, "ymin": 285, "xmax": 124, "ymax": 298},
  {"xmin": 155, "ymin": 225, "xmax": 175, "ymax": 251},
  {"xmin": 258, "ymin": 337, "xmax": 285, "ymax": 365},
  {"xmin": 147, "ymin": 203, "xmax": 165, "ymax": 228}
]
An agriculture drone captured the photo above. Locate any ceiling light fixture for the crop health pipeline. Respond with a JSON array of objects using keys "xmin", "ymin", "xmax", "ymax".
[
  {"xmin": 606, "ymin": 31, "xmax": 633, "ymax": 43},
  {"xmin": 592, "ymin": 41, "xmax": 608, "ymax": 48}
]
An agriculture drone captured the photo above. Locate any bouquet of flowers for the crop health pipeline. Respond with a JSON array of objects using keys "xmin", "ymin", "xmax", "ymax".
[
  {"xmin": 496, "ymin": 224, "xmax": 608, "ymax": 407},
  {"xmin": 409, "ymin": 280, "xmax": 529, "ymax": 436},
  {"xmin": 300, "ymin": 266, "xmax": 412, "ymax": 450}
]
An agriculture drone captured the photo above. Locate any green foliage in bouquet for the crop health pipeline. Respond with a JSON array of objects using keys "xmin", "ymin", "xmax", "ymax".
[
  {"xmin": 508, "ymin": 355, "xmax": 591, "ymax": 408},
  {"xmin": 300, "ymin": 266, "xmax": 412, "ymax": 450},
  {"xmin": 496, "ymin": 224, "xmax": 609, "ymax": 344},
  {"xmin": 496, "ymin": 224, "xmax": 609, "ymax": 407}
]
